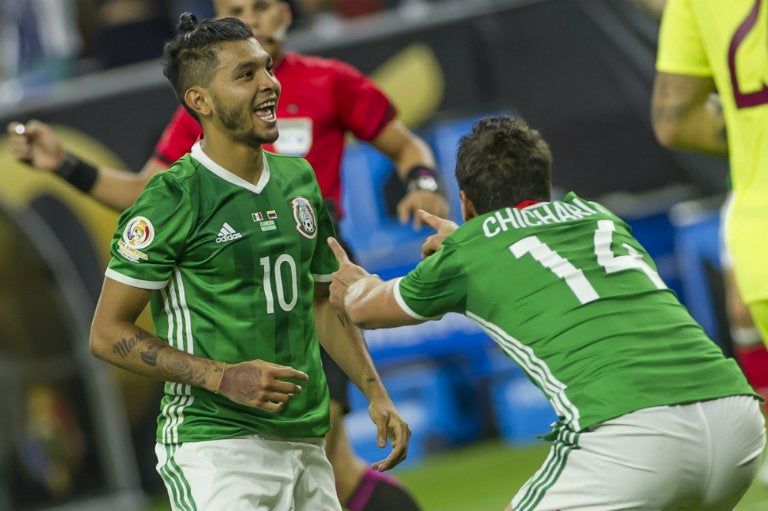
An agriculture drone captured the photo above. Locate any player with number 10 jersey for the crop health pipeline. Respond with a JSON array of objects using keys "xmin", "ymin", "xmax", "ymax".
[
  {"xmin": 397, "ymin": 192, "xmax": 757, "ymax": 431},
  {"xmin": 106, "ymin": 143, "xmax": 338, "ymax": 443}
]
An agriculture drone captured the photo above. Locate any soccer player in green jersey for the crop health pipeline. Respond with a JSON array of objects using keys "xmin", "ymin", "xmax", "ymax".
[
  {"xmin": 89, "ymin": 14, "xmax": 410, "ymax": 511},
  {"xmin": 326, "ymin": 116, "xmax": 765, "ymax": 511}
]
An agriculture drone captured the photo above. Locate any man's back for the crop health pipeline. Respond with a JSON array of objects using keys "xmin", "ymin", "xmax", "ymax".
[{"xmin": 397, "ymin": 193, "xmax": 756, "ymax": 430}]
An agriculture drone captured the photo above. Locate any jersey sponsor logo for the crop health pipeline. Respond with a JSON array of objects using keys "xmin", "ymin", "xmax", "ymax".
[
  {"xmin": 272, "ymin": 118, "xmax": 312, "ymax": 156},
  {"xmin": 216, "ymin": 222, "xmax": 243, "ymax": 244},
  {"xmin": 291, "ymin": 197, "xmax": 317, "ymax": 239}
]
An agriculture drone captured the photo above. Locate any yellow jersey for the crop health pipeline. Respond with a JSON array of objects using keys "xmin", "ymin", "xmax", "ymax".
[{"xmin": 657, "ymin": 0, "xmax": 768, "ymax": 303}]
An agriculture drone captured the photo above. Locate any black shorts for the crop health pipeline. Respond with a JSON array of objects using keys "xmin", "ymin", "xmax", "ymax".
[{"xmin": 321, "ymin": 347, "xmax": 351, "ymax": 414}]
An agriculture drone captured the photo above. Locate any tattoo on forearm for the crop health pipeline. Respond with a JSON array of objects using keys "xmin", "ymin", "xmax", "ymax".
[
  {"xmin": 337, "ymin": 311, "xmax": 351, "ymax": 328},
  {"xmin": 652, "ymin": 103, "xmax": 693, "ymax": 125},
  {"xmin": 366, "ymin": 377, "xmax": 377, "ymax": 384},
  {"xmin": 140, "ymin": 344, "xmax": 161, "ymax": 366},
  {"xmin": 112, "ymin": 329, "xmax": 149, "ymax": 358}
]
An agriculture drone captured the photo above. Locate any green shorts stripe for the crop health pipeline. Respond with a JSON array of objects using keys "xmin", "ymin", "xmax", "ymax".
[
  {"xmin": 516, "ymin": 427, "xmax": 579, "ymax": 511},
  {"xmin": 158, "ymin": 444, "xmax": 197, "ymax": 511}
]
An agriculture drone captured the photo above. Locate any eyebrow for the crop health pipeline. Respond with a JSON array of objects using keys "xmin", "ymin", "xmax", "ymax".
[{"xmin": 231, "ymin": 55, "xmax": 273, "ymax": 77}]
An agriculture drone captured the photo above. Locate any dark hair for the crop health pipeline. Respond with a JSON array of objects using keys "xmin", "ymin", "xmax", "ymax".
[
  {"xmin": 455, "ymin": 116, "xmax": 552, "ymax": 214},
  {"xmin": 162, "ymin": 12, "xmax": 253, "ymax": 119}
]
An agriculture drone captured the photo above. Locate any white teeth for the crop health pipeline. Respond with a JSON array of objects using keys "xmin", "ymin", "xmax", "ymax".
[{"xmin": 255, "ymin": 100, "xmax": 276, "ymax": 110}]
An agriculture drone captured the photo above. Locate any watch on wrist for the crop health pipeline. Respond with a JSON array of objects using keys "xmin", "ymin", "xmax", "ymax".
[{"xmin": 406, "ymin": 166, "xmax": 440, "ymax": 193}]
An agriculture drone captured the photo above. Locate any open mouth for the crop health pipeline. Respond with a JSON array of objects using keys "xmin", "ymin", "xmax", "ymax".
[{"xmin": 254, "ymin": 99, "xmax": 277, "ymax": 122}]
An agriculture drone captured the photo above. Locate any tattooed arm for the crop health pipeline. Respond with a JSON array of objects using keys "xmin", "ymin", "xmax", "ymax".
[
  {"xmin": 90, "ymin": 277, "xmax": 307, "ymax": 412},
  {"xmin": 313, "ymin": 281, "xmax": 410, "ymax": 470},
  {"xmin": 651, "ymin": 71, "xmax": 728, "ymax": 156}
]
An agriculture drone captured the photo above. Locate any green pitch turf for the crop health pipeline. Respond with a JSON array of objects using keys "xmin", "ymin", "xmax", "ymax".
[{"xmin": 146, "ymin": 438, "xmax": 768, "ymax": 511}]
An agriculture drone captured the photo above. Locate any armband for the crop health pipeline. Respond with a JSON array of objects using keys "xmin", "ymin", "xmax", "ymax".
[
  {"xmin": 54, "ymin": 153, "xmax": 98, "ymax": 193},
  {"xmin": 405, "ymin": 165, "xmax": 441, "ymax": 194}
]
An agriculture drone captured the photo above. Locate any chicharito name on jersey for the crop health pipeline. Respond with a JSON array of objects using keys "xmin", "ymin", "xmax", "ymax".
[{"xmin": 483, "ymin": 197, "xmax": 600, "ymax": 238}]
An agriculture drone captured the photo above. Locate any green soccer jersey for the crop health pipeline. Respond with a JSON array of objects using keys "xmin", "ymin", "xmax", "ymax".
[
  {"xmin": 396, "ymin": 192, "xmax": 757, "ymax": 431},
  {"xmin": 106, "ymin": 143, "xmax": 338, "ymax": 443}
]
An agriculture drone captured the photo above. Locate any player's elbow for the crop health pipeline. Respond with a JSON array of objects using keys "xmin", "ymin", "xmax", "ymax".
[
  {"xmin": 652, "ymin": 120, "xmax": 681, "ymax": 149},
  {"xmin": 89, "ymin": 318, "xmax": 113, "ymax": 361}
]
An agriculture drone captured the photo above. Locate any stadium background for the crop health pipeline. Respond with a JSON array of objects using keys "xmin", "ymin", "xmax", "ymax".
[{"xmin": 1, "ymin": 0, "xmax": 764, "ymax": 509}]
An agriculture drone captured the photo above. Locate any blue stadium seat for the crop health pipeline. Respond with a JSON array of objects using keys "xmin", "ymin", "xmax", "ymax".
[
  {"xmin": 339, "ymin": 141, "xmax": 426, "ymax": 272},
  {"xmin": 490, "ymin": 366, "xmax": 558, "ymax": 446},
  {"xmin": 345, "ymin": 362, "xmax": 484, "ymax": 467},
  {"xmin": 671, "ymin": 204, "xmax": 724, "ymax": 342}
]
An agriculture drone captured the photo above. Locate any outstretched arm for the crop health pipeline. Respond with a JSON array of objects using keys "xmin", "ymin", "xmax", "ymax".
[
  {"xmin": 314, "ymin": 281, "xmax": 411, "ymax": 471},
  {"xmin": 90, "ymin": 277, "xmax": 307, "ymax": 412},
  {"xmin": 326, "ymin": 237, "xmax": 421, "ymax": 329},
  {"xmin": 651, "ymin": 72, "xmax": 728, "ymax": 155},
  {"xmin": 371, "ymin": 119, "xmax": 449, "ymax": 229},
  {"xmin": 7, "ymin": 119, "xmax": 168, "ymax": 210}
]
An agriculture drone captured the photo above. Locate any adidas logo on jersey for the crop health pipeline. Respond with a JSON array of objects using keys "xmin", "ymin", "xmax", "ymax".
[{"xmin": 216, "ymin": 222, "xmax": 243, "ymax": 243}]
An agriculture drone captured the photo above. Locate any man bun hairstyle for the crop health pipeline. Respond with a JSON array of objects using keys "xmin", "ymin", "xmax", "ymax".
[
  {"xmin": 455, "ymin": 116, "xmax": 552, "ymax": 214},
  {"xmin": 162, "ymin": 12, "xmax": 254, "ymax": 120},
  {"xmin": 178, "ymin": 11, "xmax": 198, "ymax": 33}
]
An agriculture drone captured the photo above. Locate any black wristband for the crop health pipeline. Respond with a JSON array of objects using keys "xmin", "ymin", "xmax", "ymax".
[
  {"xmin": 405, "ymin": 165, "xmax": 440, "ymax": 194},
  {"xmin": 54, "ymin": 153, "xmax": 98, "ymax": 193}
]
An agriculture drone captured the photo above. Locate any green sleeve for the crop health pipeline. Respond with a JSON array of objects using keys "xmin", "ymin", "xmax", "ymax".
[
  {"xmin": 106, "ymin": 174, "xmax": 194, "ymax": 288},
  {"xmin": 396, "ymin": 240, "xmax": 467, "ymax": 319}
]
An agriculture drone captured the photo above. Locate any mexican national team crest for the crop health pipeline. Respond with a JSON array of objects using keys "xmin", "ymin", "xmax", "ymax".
[{"xmin": 291, "ymin": 197, "xmax": 317, "ymax": 239}]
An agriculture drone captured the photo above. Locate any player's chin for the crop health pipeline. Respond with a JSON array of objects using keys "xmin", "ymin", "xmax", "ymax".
[
  {"xmin": 263, "ymin": 128, "xmax": 279, "ymax": 145},
  {"xmin": 254, "ymin": 124, "xmax": 279, "ymax": 144}
]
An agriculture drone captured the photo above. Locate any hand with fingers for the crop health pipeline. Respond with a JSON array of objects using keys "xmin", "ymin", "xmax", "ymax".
[
  {"xmin": 6, "ymin": 120, "xmax": 67, "ymax": 170},
  {"xmin": 327, "ymin": 236, "xmax": 375, "ymax": 310},
  {"xmin": 397, "ymin": 189, "xmax": 449, "ymax": 230},
  {"xmin": 368, "ymin": 396, "xmax": 411, "ymax": 472},
  {"xmin": 417, "ymin": 209, "xmax": 459, "ymax": 258},
  {"xmin": 216, "ymin": 359, "xmax": 309, "ymax": 412}
]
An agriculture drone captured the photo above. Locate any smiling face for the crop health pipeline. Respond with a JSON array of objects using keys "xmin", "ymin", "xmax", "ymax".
[
  {"xmin": 213, "ymin": 0, "xmax": 292, "ymax": 61},
  {"xmin": 203, "ymin": 38, "xmax": 281, "ymax": 147}
]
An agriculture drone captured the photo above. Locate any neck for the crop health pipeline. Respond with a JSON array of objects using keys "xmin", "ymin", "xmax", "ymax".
[{"xmin": 200, "ymin": 131, "xmax": 265, "ymax": 184}]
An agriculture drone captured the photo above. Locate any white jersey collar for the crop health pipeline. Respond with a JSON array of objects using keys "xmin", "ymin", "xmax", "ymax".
[{"xmin": 190, "ymin": 141, "xmax": 270, "ymax": 194}]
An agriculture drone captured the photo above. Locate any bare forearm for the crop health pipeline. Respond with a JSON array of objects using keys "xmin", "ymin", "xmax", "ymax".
[
  {"xmin": 315, "ymin": 299, "xmax": 389, "ymax": 401},
  {"xmin": 90, "ymin": 166, "xmax": 159, "ymax": 210},
  {"xmin": 651, "ymin": 74, "xmax": 728, "ymax": 156},
  {"xmin": 393, "ymin": 136, "xmax": 436, "ymax": 180},
  {"xmin": 91, "ymin": 323, "xmax": 223, "ymax": 392},
  {"xmin": 652, "ymin": 98, "xmax": 727, "ymax": 155},
  {"xmin": 345, "ymin": 277, "xmax": 421, "ymax": 330}
]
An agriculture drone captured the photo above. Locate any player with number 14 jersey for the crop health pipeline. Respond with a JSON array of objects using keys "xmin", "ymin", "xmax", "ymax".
[{"xmin": 397, "ymin": 192, "xmax": 757, "ymax": 431}]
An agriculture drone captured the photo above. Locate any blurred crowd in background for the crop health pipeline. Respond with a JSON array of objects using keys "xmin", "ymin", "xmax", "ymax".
[{"xmin": 0, "ymin": 0, "xmax": 460, "ymax": 104}]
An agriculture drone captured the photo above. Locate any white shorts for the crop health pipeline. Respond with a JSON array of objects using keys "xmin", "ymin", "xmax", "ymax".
[
  {"xmin": 512, "ymin": 395, "xmax": 765, "ymax": 511},
  {"xmin": 155, "ymin": 434, "xmax": 342, "ymax": 511}
]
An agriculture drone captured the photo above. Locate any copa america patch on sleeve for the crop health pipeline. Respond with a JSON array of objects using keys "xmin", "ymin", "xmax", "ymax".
[{"xmin": 118, "ymin": 216, "xmax": 154, "ymax": 262}]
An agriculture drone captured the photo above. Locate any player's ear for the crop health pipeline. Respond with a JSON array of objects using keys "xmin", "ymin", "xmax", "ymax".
[
  {"xmin": 460, "ymin": 190, "xmax": 477, "ymax": 221},
  {"xmin": 184, "ymin": 86, "xmax": 213, "ymax": 118},
  {"xmin": 280, "ymin": 1, "xmax": 293, "ymax": 29}
]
